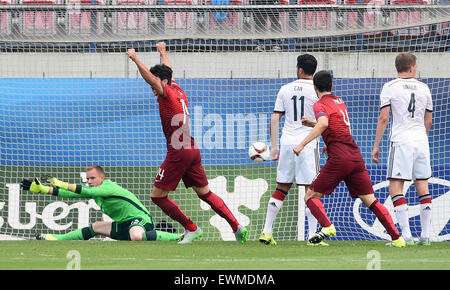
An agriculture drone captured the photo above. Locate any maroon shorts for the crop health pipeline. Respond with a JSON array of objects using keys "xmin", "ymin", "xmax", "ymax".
[
  {"xmin": 154, "ymin": 147, "xmax": 209, "ymax": 191},
  {"xmin": 310, "ymin": 157, "xmax": 373, "ymax": 198}
]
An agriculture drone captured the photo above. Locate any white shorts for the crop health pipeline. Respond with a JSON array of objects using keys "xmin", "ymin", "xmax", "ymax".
[
  {"xmin": 387, "ymin": 141, "xmax": 431, "ymax": 181},
  {"xmin": 276, "ymin": 142, "xmax": 320, "ymax": 185}
]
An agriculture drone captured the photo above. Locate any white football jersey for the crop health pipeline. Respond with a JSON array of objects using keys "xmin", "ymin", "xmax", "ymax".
[
  {"xmin": 274, "ymin": 79, "xmax": 319, "ymax": 145},
  {"xmin": 380, "ymin": 78, "xmax": 433, "ymax": 143}
]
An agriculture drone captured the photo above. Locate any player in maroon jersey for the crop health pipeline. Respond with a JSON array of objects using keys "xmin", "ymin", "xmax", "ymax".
[
  {"xmin": 293, "ymin": 70, "xmax": 405, "ymax": 247},
  {"xmin": 126, "ymin": 42, "xmax": 247, "ymax": 244}
]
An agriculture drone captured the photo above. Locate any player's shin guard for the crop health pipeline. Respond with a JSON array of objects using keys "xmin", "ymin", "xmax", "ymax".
[
  {"xmin": 306, "ymin": 197, "xmax": 332, "ymax": 228},
  {"xmin": 143, "ymin": 230, "xmax": 180, "ymax": 241},
  {"xmin": 151, "ymin": 196, "xmax": 197, "ymax": 232},
  {"xmin": 53, "ymin": 225, "xmax": 95, "ymax": 240},
  {"xmin": 198, "ymin": 191, "xmax": 239, "ymax": 232},
  {"xmin": 369, "ymin": 200, "xmax": 400, "ymax": 241}
]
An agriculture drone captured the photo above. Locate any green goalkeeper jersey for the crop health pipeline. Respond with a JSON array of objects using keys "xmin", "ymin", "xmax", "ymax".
[{"xmin": 52, "ymin": 179, "xmax": 153, "ymax": 224}]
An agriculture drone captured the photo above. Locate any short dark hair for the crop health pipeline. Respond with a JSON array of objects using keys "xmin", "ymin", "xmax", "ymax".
[
  {"xmin": 150, "ymin": 64, "xmax": 173, "ymax": 85},
  {"xmin": 395, "ymin": 53, "xmax": 416, "ymax": 73},
  {"xmin": 313, "ymin": 70, "xmax": 333, "ymax": 92},
  {"xmin": 297, "ymin": 54, "xmax": 317, "ymax": 76}
]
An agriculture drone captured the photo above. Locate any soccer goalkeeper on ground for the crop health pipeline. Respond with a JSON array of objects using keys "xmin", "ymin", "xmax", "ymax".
[{"xmin": 20, "ymin": 165, "xmax": 181, "ymax": 242}]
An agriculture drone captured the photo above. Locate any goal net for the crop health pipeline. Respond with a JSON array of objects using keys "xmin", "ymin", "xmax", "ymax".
[{"xmin": 0, "ymin": 2, "xmax": 449, "ymax": 242}]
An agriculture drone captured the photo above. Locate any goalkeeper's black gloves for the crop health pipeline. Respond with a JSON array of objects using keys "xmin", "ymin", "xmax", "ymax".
[{"xmin": 20, "ymin": 177, "xmax": 51, "ymax": 194}]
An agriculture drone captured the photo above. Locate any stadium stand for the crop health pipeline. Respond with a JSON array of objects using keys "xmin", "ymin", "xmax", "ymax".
[
  {"xmin": 112, "ymin": 0, "xmax": 152, "ymax": 35},
  {"xmin": 0, "ymin": 0, "xmax": 12, "ymax": 36},
  {"xmin": 206, "ymin": 0, "xmax": 242, "ymax": 31},
  {"xmin": 19, "ymin": 0, "xmax": 61, "ymax": 36},
  {"xmin": 298, "ymin": 0, "xmax": 336, "ymax": 30},
  {"xmin": 345, "ymin": 0, "xmax": 384, "ymax": 37},
  {"xmin": 391, "ymin": 0, "xmax": 431, "ymax": 37},
  {"xmin": 66, "ymin": 0, "xmax": 105, "ymax": 36},
  {"xmin": 164, "ymin": 0, "xmax": 194, "ymax": 31}
]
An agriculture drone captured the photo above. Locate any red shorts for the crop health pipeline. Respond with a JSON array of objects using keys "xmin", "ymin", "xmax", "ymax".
[
  {"xmin": 310, "ymin": 157, "xmax": 373, "ymax": 198},
  {"xmin": 154, "ymin": 147, "xmax": 209, "ymax": 191}
]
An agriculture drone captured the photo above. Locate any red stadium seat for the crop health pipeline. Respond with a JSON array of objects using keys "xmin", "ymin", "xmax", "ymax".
[
  {"xmin": 205, "ymin": 0, "xmax": 242, "ymax": 30},
  {"xmin": 66, "ymin": 0, "xmax": 105, "ymax": 35},
  {"xmin": 164, "ymin": 0, "xmax": 193, "ymax": 30},
  {"xmin": 0, "ymin": 0, "xmax": 12, "ymax": 36},
  {"xmin": 391, "ymin": 0, "xmax": 430, "ymax": 37},
  {"xmin": 346, "ymin": 0, "xmax": 384, "ymax": 37},
  {"xmin": 436, "ymin": 22, "xmax": 449, "ymax": 37},
  {"xmin": 298, "ymin": 0, "xmax": 336, "ymax": 30},
  {"xmin": 112, "ymin": 0, "xmax": 153, "ymax": 34},
  {"xmin": 20, "ymin": 0, "xmax": 61, "ymax": 36}
]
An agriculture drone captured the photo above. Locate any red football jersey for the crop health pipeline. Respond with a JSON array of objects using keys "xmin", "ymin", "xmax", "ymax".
[
  {"xmin": 158, "ymin": 81, "xmax": 193, "ymax": 149},
  {"xmin": 313, "ymin": 94, "xmax": 362, "ymax": 161}
]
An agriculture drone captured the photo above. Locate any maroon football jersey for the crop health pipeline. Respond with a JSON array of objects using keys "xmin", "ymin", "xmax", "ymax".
[
  {"xmin": 158, "ymin": 81, "xmax": 192, "ymax": 149},
  {"xmin": 313, "ymin": 94, "xmax": 362, "ymax": 161}
]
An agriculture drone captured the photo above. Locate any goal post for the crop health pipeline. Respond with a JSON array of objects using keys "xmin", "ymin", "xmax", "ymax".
[{"xmin": 0, "ymin": 3, "xmax": 449, "ymax": 242}]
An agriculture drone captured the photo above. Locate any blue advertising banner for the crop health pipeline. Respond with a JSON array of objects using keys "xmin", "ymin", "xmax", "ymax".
[{"xmin": 1, "ymin": 78, "xmax": 448, "ymax": 241}]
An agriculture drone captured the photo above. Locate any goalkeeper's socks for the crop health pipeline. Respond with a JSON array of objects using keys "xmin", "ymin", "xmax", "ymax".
[
  {"xmin": 369, "ymin": 200, "xmax": 400, "ymax": 241},
  {"xmin": 151, "ymin": 196, "xmax": 197, "ymax": 232},
  {"xmin": 306, "ymin": 197, "xmax": 332, "ymax": 228},
  {"xmin": 142, "ymin": 230, "xmax": 180, "ymax": 241},
  {"xmin": 198, "ymin": 191, "xmax": 239, "ymax": 232},
  {"xmin": 53, "ymin": 225, "xmax": 95, "ymax": 240}
]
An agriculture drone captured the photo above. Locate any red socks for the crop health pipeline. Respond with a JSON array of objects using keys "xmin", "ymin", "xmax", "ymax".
[
  {"xmin": 369, "ymin": 200, "xmax": 400, "ymax": 240},
  {"xmin": 272, "ymin": 188, "xmax": 287, "ymax": 201},
  {"xmin": 199, "ymin": 191, "xmax": 239, "ymax": 232},
  {"xmin": 306, "ymin": 198, "xmax": 332, "ymax": 227},
  {"xmin": 306, "ymin": 197, "xmax": 401, "ymax": 241},
  {"xmin": 151, "ymin": 196, "xmax": 197, "ymax": 232}
]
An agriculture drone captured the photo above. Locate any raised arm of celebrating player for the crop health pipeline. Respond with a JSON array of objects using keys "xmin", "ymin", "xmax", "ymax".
[{"xmin": 126, "ymin": 47, "xmax": 164, "ymax": 96}]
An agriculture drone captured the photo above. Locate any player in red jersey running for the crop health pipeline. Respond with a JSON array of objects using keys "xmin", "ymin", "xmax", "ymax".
[
  {"xmin": 293, "ymin": 70, "xmax": 405, "ymax": 247},
  {"xmin": 126, "ymin": 42, "xmax": 247, "ymax": 244}
]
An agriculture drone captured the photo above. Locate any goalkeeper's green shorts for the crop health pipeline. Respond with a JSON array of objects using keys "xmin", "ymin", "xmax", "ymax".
[{"xmin": 110, "ymin": 218, "xmax": 154, "ymax": 241}]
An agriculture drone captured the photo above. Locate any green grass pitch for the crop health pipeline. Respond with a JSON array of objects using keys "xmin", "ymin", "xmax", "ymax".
[{"xmin": 0, "ymin": 240, "xmax": 449, "ymax": 270}]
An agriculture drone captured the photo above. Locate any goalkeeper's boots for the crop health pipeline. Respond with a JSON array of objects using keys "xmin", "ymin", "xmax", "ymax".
[
  {"xmin": 308, "ymin": 224, "xmax": 336, "ymax": 245},
  {"xmin": 416, "ymin": 237, "xmax": 431, "ymax": 246},
  {"xmin": 259, "ymin": 232, "xmax": 277, "ymax": 245},
  {"xmin": 235, "ymin": 225, "xmax": 248, "ymax": 245},
  {"xmin": 178, "ymin": 227, "xmax": 203, "ymax": 245},
  {"xmin": 36, "ymin": 233, "xmax": 58, "ymax": 241}
]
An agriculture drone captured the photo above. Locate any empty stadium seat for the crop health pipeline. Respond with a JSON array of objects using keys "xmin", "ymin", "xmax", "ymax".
[
  {"xmin": 164, "ymin": 0, "xmax": 193, "ymax": 30},
  {"xmin": 112, "ymin": 0, "xmax": 153, "ymax": 35},
  {"xmin": 298, "ymin": 0, "xmax": 336, "ymax": 30},
  {"xmin": 345, "ymin": 0, "xmax": 384, "ymax": 37},
  {"xmin": 66, "ymin": 0, "xmax": 105, "ymax": 36},
  {"xmin": 0, "ymin": 0, "xmax": 12, "ymax": 36},
  {"xmin": 20, "ymin": 0, "xmax": 61, "ymax": 36},
  {"xmin": 206, "ymin": 0, "xmax": 242, "ymax": 30},
  {"xmin": 391, "ymin": 0, "xmax": 430, "ymax": 37}
]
